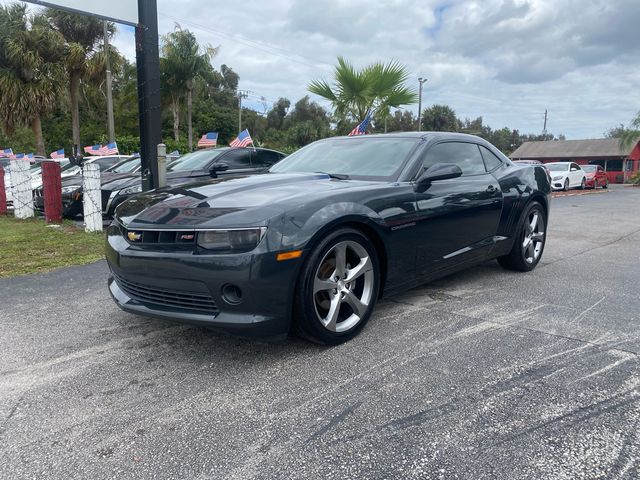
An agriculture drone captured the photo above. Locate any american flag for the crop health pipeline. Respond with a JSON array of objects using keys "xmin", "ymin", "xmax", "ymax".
[
  {"xmin": 0, "ymin": 148, "xmax": 13, "ymax": 158},
  {"xmin": 348, "ymin": 112, "xmax": 372, "ymax": 136},
  {"xmin": 50, "ymin": 149, "xmax": 65, "ymax": 159},
  {"xmin": 198, "ymin": 132, "xmax": 218, "ymax": 148},
  {"xmin": 100, "ymin": 142, "xmax": 119, "ymax": 155},
  {"xmin": 229, "ymin": 129, "xmax": 253, "ymax": 148},
  {"xmin": 84, "ymin": 144, "xmax": 103, "ymax": 156}
]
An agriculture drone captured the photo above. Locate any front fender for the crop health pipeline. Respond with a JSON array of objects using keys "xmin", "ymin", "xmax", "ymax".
[{"xmin": 280, "ymin": 202, "xmax": 386, "ymax": 251}]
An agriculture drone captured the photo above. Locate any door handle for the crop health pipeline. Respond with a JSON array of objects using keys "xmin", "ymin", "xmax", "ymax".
[{"xmin": 486, "ymin": 185, "xmax": 496, "ymax": 193}]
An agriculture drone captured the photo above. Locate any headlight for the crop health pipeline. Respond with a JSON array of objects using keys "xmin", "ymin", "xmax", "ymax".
[
  {"xmin": 119, "ymin": 184, "xmax": 142, "ymax": 195},
  {"xmin": 61, "ymin": 185, "xmax": 79, "ymax": 193},
  {"xmin": 197, "ymin": 227, "xmax": 267, "ymax": 253},
  {"xmin": 552, "ymin": 175, "xmax": 563, "ymax": 181}
]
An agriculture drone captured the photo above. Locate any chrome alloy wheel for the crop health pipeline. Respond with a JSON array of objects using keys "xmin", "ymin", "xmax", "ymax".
[
  {"xmin": 522, "ymin": 211, "xmax": 545, "ymax": 264},
  {"xmin": 312, "ymin": 240, "xmax": 374, "ymax": 332}
]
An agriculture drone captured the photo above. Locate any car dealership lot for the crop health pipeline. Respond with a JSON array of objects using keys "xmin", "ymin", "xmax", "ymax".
[{"xmin": 1, "ymin": 186, "xmax": 639, "ymax": 479}]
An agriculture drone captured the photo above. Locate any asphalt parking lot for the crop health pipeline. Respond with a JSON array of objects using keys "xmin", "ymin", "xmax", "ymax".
[{"xmin": 1, "ymin": 185, "xmax": 639, "ymax": 479}]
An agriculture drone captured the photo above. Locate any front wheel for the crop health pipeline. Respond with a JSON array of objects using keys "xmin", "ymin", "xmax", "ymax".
[
  {"xmin": 498, "ymin": 202, "xmax": 547, "ymax": 272},
  {"xmin": 563, "ymin": 178, "xmax": 570, "ymax": 191},
  {"xmin": 294, "ymin": 228, "xmax": 380, "ymax": 345},
  {"xmin": 603, "ymin": 180, "xmax": 608, "ymax": 189},
  {"xmin": 593, "ymin": 180, "xmax": 598, "ymax": 189},
  {"xmin": 580, "ymin": 177, "xmax": 586, "ymax": 190}
]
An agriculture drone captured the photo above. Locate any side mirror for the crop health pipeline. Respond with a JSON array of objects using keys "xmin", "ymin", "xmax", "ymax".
[
  {"xmin": 209, "ymin": 162, "xmax": 229, "ymax": 177},
  {"xmin": 415, "ymin": 163, "xmax": 463, "ymax": 192}
]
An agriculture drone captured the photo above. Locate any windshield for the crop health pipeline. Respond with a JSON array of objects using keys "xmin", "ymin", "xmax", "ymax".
[
  {"xmin": 108, "ymin": 157, "xmax": 140, "ymax": 173},
  {"xmin": 167, "ymin": 149, "xmax": 226, "ymax": 172},
  {"xmin": 270, "ymin": 137, "xmax": 419, "ymax": 179},
  {"xmin": 546, "ymin": 163, "xmax": 569, "ymax": 172},
  {"xmin": 581, "ymin": 165, "xmax": 597, "ymax": 173}
]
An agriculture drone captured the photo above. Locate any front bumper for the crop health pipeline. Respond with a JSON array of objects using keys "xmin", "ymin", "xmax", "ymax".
[{"xmin": 105, "ymin": 223, "xmax": 300, "ymax": 339}]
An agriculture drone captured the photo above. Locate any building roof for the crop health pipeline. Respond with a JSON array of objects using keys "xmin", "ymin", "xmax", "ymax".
[{"xmin": 510, "ymin": 138, "xmax": 635, "ymax": 160}]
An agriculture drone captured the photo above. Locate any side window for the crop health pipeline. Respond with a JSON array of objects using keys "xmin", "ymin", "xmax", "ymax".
[
  {"xmin": 422, "ymin": 142, "xmax": 486, "ymax": 176},
  {"xmin": 253, "ymin": 150, "xmax": 283, "ymax": 167},
  {"xmin": 570, "ymin": 163, "xmax": 580, "ymax": 171},
  {"xmin": 479, "ymin": 146, "xmax": 503, "ymax": 172},
  {"xmin": 219, "ymin": 149, "xmax": 252, "ymax": 170},
  {"xmin": 94, "ymin": 157, "xmax": 118, "ymax": 171}
]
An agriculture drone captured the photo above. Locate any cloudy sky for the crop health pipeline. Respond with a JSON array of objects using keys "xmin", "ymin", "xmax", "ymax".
[{"xmin": 9, "ymin": 0, "xmax": 640, "ymax": 138}]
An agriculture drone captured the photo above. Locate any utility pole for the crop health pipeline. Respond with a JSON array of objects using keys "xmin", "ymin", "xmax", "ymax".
[
  {"xmin": 542, "ymin": 109, "xmax": 548, "ymax": 136},
  {"xmin": 237, "ymin": 90, "xmax": 248, "ymax": 133},
  {"xmin": 417, "ymin": 77, "xmax": 428, "ymax": 131},
  {"xmin": 136, "ymin": 0, "xmax": 162, "ymax": 191},
  {"xmin": 104, "ymin": 20, "xmax": 115, "ymax": 143}
]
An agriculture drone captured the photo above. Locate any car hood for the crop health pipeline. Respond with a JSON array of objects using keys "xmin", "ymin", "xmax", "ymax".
[
  {"xmin": 60, "ymin": 172, "xmax": 135, "ymax": 189},
  {"xmin": 101, "ymin": 173, "xmax": 141, "ymax": 191},
  {"xmin": 116, "ymin": 172, "xmax": 380, "ymax": 229}
]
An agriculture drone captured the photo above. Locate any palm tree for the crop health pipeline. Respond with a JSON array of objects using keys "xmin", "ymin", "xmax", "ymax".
[
  {"xmin": 308, "ymin": 57, "xmax": 417, "ymax": 128},
  {"xmin": 0, "ymin": 5, "xmax": 64, "ymax": 155},
  {"xmin": 621, "ymin": 112, "xmax": 640, "ymax": 150},
  {"xmin": 161, "ymin": 26, "xmax": 217, "ymax": 150},
  {"xmin": 47, "ymin": 9, "xmax": 112, "ymax": 149}
]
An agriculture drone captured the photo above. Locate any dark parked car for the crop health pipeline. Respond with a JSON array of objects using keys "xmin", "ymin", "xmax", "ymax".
[
  {"xmin": 100, "ymin": 147, "xmax": 285, "ymax": 218},
  {"xmin": 106, "ymin": 133, "xmax": 551, "ymax": 344},
  {"xmin": 34, "ymin": 156, "xmax": 138, "ymax": 217},
  {"xmin": 581, "ymin": 164, "xmax": 608, "ymax": 189}
]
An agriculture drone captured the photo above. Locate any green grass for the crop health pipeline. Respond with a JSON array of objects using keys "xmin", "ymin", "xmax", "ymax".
[{"xmin": 0, "ymin": 215, "xmax": 105, "ymax": 278}]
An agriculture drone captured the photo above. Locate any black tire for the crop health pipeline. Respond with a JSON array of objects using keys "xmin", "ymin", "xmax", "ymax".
[
  {"xmin": 497, "ymin": 202, "xmax": 547, "ymax": 272},
  {"xmin": 563, "ymin": 178, "xmax": 569, "ymax": 191},
  {"xmin": 603, "ymin": 180, "xmax": 608, "ymax": 189},
  {"xmin": 580, "ymin": 177, "xmax": 586, "ymax": 190},
  {"xmin": 63, "ymin": 200, "xmax": 82, "ymax": 218},
  {"xmin": 293, "ymin": 228, "xmax": 380, "ymax": 345},
  {"xmin": 593, "ymin": 180, "xmax": 598, "ymax": 189}
]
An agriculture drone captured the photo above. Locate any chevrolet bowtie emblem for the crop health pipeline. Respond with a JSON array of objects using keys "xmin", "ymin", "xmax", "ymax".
[{"xmin": 127, "ymin": 231, "xmax": 142, "ymax": 242}]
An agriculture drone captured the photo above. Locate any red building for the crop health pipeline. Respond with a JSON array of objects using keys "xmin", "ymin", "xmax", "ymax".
[{"xmin": 510, "ymin": 138, "xmax": 640, "ymax": 183}]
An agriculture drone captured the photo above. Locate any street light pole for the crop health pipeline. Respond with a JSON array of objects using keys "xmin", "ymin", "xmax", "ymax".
[{"xmin": 417, "ymin": 77, "xmax": 427, "ymax": 131}]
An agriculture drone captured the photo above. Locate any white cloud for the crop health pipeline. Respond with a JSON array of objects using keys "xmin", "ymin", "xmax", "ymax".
[{"xmin": 3, "ymin": 0, "xmax": 638, "ymax": 138}]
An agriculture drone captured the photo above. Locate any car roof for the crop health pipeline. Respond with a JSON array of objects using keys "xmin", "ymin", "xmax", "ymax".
[
  {"xmin": 332, "ymin": 131, "xmax": 487, "ymax": 141},
  {"xmin": 196, "ymin": 146, "xmax": 284, "ymax": 154}
]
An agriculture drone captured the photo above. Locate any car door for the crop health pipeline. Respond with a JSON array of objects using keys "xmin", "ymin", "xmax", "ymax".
[
  {"xmin": 569, "ymin": 163, "xmax": 582, "ymax": 186},
  {"xmin": 413, "ymin": 141, "xmax": 503, "ymax": 275},
  {"xmin": 213, "ymin": 149, "xmax": 255, "ymax": 176}
]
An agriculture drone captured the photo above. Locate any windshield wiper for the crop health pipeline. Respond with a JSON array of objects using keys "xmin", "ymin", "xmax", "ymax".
[{"xmin": 315, "ymin": 171, "xmax": 350, "ymax": 180}]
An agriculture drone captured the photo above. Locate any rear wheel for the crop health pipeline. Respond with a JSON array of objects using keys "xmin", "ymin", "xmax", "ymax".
[
  {"xmin": 563, "ymin": 178, "xmax": 570, "ymax": 191},
  {"xmin": 294, "ymin": 228, "xmax": 380, "ymax": 345},
  {"xmin": 498, "ymin": 202, "xmax": 547, "ymax": 272}
]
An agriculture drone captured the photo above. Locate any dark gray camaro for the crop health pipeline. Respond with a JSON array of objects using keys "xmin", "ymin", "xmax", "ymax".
[{"xmin": 106, "ymin": 132, "xmax": 551, "ymax": 344}]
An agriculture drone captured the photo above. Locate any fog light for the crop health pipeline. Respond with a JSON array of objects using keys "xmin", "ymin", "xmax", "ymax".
[{"xmin": 221, "ymin": 284, "xmax": 243, "ymax": 305}]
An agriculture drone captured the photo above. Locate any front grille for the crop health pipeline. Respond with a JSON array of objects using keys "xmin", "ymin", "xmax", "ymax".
[
  {"xmin": 121, "ymin": 226, "xmax": 197, "ymax": 246},
  {"xmin": 113, "ymin": 273, "xmax": 219, "ymax": 314}
]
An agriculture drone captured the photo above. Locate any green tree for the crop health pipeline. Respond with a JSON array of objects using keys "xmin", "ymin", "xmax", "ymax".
[
  {"xmin": 161, "ymin": 25, "xmax": 217, "ymax": 150},
  {"xmin": 47, "ymin": 9, "xmax": 112, "ymax": 148},
  {"xmin": 0, "ymin": 5, "xmax": 64, "ymax": 155},
  {"xmin": 421, "ymin": 104, "xmax": 459, "ymax": 132},
  {"xmin": 267, "ymin": 98, "xmax": 290, "ymax": 130},
  {"xmin": 620, "ymin": 112, "xmax": 640, "ymax": 150},
  {"xmin": 308, "ymin": 57, "xmax": 417, "ymax": 129}
]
